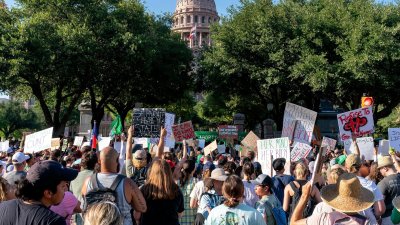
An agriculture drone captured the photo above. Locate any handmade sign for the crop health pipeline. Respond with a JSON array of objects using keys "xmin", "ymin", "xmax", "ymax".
[
  {"xmin": 98, "ymin": 137, "xmax": 111, "ymax": 151},
  {"xmin": 218, "ymin": 125, "xmax": 239, "ymax": 139},
  {"xmin": 61, "ymin": 139, "xmax": 68, "ymax": 151},
  {"xmin": 73, "ymin": 136, "xmax": 84, "ymax": 146},
  {"xmin": 389, "ymin": 128, "xmax": 400, "ymax": 151},
  {"xmin": 81, "ymin": 142, "xmax": 90, "ymax": 147},
  {"xmin": 281, "ymin": 102, "xmax": 317, "ymax": 145},
  {"xmin": 132, "ymin": 108, "xmax": 165, "ymax": 138},
  {"xmin": 257, "ymin": 137, "xmax": 290, "ymax": 177},
  {"xmin": 24, "ymin": 127, "xmax": 53, "ymax": 153},
  {"xmin": 204, "ymin": 140, "xmax": 218, "ymax": 156},
  {"xmin": 0, "ymin": 141, "xmax": 9, "ymax": 152},
  {"xmin": 241, "ymin": 131, "xmax": 260, "ymax": 152},
  {"xmin": 217, "ymin": 144, "xmax": 226, "ymax": 154},
  {"xmin": 172, "ymin": 121, "xmax": 195, "ymax": 142},
  {"xmin": 337, "ymin": 107, "xmax": 374, "ymax": 141},
  {"xmin": 321, "ymin": 137, "xmax": 337, "ymax": 151},
  {"xmin": 291, "ymin": 142, "xmax": 312, "ymax": 162},
  {"xmin": 198, "ymin": 139, "xmax": 206, "ymax": 149},
  {"xmin": 164, "ymin": 113, "xmax": 175, "ymax": 148},
  {"xmin": 51, "ymin": 138, "xmax": 60, "ymax": 150},
  {"xmin": 344, "ymin": 137, "xmax": 374, "ymax": 160},
  {"xmin": 379, "ymin": 140, "xmax": 390, "ymax": 156}
]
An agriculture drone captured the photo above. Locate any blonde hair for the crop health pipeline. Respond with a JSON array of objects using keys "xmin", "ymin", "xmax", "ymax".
[
  {"xmin": 294, "ymin": 162, "xmax": 308, "ymax": 179},
  {"xmin": 328, "ymin": 168, "xmax": 345, "ymax": 184},
  {"xmin": 84, "ymin": 202, "xmax": 123, "ymax": 225},
  {"xmin": 141, "ymin": 159, "xmax": 179, "ymax": 200}
]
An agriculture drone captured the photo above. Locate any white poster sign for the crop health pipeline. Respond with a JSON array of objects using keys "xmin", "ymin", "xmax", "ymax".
[
  {"xmin": 0, "ymin": 141, "xmax": 9, "ymax": 152},
  {"xmin": 344, "ymin": 137, "xmax": 374, "ymax": 160},
  {"xmin": 217, "ymin": 144, "xmax": 226, "ymax": 154},
  {"xmin": 257, "ymin": 137, "xmax": 290, "ymax": 177},
  {"xmin": 73, "ymin": 136, "xmax": 84, "ymax": 146},
  {"xmin": 389, "ymin": 128, "xmax": 400, "ymax": 151},
  {"xmin": 98, "ymin": 137, "xmax": 111, "ymax": 151},
  {"xmin": 164, "ymin": 113, "xmax": 175, "ymax": 148},
  {"xmin": 24, "ymin": 127, "xmax": 53, "ymax": 153},
  {"xmin": 321, "ymin": 137, "xmax": 337, "ymax": 151},
  {"xmin": 337, "ymin": 107, "xmax": 374, "ymax": 141},
  {"xmin": 113, "ymin": 142, "xmax": 126, "ymax": 154},
  {"xmin": 379, "ymin": 140, "xmax": 390, "ymax": 156},
  {"xmin": 204, "ymin": 140, "xmax": 218, "ymax": 156},
  {"xmin": 291, "ymin": 142, "xmax": 312, "ymax": 162}
]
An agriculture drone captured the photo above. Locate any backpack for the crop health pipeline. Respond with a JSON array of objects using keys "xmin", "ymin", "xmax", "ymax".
[
  {"xmin": 83, "ymin": 173, "xmax": 124, "ymax": 212},
  {"xmin": 328, "ymin": 211, "xmax": 368, "ymax": 225},
  {"xmin": 130, "ymin": 166, "xmax": 147, "ymax": 187},
  {"xmin": 263, "ymin": 201, "xmax": 288, "ymax": 225},
  {"xmin": 289, "ymin": 181, "xmax": 315, "ymax": 219}
]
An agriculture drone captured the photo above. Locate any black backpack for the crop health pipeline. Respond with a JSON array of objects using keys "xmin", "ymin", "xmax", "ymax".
[
  {"xmin": 83, "ymin": 173, "xmax": 125, "ymax": 212},
  {"xmin": 130, "ymin": 166, "xmax": 147, "ymax": 187},
  {"xmin": 289, "ymin": 181, "xmax": 316, "ymax": 220}
]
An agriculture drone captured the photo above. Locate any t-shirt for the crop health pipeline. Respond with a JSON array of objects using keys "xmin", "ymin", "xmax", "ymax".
[
  {"xmin": 273, "ymin": 174, "xmax": 294, "ymax": 205},
  {"xmin": 190, "ymin": 180, "xmax": 205, "ymax": 205},
  {"xmin": 197, "ymin": 190, "xmax": 224, "ymax": 219},
  {"xmin": 4, "ymin": 170, "xmax": 27, "ymax": 186},
  {"xmin": 242, "ymin": 179, "xmax": 259, "ymax": 208},
  {"xmin": 306, "ymin": 211, "xmax": 373, "ymax": 225},
  {"xmin": 255, "ymin": 194, "xmax": 281, "ymax": 225},
  {"xmin": 50, "ymin": 192, "xmax": 78, "ymax": 225},
  {"xmin": 205, "ymin": 203, "xmax": 266, "ymax": 225},
  {"xmin": 378, "ymin": 173, "xmax": 400, "ymax": 218},
  {"xmin": 140, "ymin": 188, "xmax": 185, "ymax": 225},
  {"xmin": 0, "ymin": 199, "xmax": 66, "ymax": 225}
]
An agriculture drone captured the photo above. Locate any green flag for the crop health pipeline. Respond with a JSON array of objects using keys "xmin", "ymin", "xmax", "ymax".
[{"xmin": 110, "ymin": 115, "xmax": 123, "ymax": 137}]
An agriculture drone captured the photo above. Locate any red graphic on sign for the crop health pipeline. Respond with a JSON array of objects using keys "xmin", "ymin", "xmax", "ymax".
[{"xmin": 343, "ymin": 116, "xmax": 368, "ymax": 133}]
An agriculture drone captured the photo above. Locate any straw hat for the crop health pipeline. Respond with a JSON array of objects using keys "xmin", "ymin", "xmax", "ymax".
[
  {"xmin": 393, "ymin": 196, "xmax": 400, "ymax": 211},
  {"xmin": 321, "ymin": 173, "xmax": 374, "ymax": 213},
  {"xmin": 377, "ymin": 155, "xmax": 394, "ymax": 169}
]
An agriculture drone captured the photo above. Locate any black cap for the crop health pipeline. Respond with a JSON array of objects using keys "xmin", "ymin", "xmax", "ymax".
[
  {"xmin": 273, "ymin": 158, "xmax": 286, "ymax": 171},
  {"xmin": 252, "ymin": 174, "xmax": 273, "ymax": 189},
  {"xmin": 27, "ymin": 160, "xmax": 78, "ymax": 186}
]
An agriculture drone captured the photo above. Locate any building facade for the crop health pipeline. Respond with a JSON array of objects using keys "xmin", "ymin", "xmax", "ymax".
[{"xmin": 172, "ymin": 0, "xmax": 219, "ymax": 48}]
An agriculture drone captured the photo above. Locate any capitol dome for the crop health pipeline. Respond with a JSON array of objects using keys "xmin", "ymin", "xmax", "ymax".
[{"xmin": 172, "ymin": 0, "xmax": 219, "ymax": 48}]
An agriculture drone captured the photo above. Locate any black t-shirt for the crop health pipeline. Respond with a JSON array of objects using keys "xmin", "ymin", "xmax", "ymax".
[
  {"xmin": 141, "ymin": 189, "xmax": 184, "ymax": 225},
  {"xmin": 378, "ymin": 173, "xmax": 400, "ymax": 218},
  {"xmin": 0, "ymin": 199, "xmax": 66, "ymax": 225}
]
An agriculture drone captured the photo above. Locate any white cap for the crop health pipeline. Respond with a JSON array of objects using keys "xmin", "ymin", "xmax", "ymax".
[
  {"xmin": 12, "ymin": 152, "xmax": 30, "ymax": 164},
  {"xmin": 0, "ymin": 160, "xmax": 6, "ymax": 168},
  {"xmin": 6, "ymin": 164, "xmax": 14, "ymax": 172}
]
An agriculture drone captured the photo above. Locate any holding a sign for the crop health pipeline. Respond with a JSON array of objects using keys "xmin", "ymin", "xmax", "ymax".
[
  {"xmin": 73, "ymin": 136, "xmax": 84, "ymax": 147},
  {"xmin": 24, "ymin": 127, "xmax": 53, "ymax": 153},
  {"xmin": 321, "ymin": 137, "xmax": 337, "ymax": 151},
  {"xmin": 204, "ymin": 140, "xmax": 218, "ymax": 156},
  {"xmin": 291, "ymin": 143, "xmax": 312, "ymax": 162},
  {"xmin": 132, "ymin": 108, "xmax": 165, "ymax": 138},
  {"xmin": 172, "ymin": 121, "xmax": 195, "ymax": 142},
  {"xmin": 337, "ymin": 107, "xmax": 374, "ymax": 141},
  {"xmin": 257, "ymin": 137, "xmax": 290, "ymax": 177},
  {"xmin": 240, "ymin": 131, "xmax": 260, "ymax": 157},
  {"xmin": 344, "ymin": 137, "xmax": 374, "ymax": 160},
  {"xmin": 389, "ymin": 128, "xmax": 400, "ymax": 151},
  {"xmin": 218, "ymin": 125, "xmax": 239, "ymax": 140}
]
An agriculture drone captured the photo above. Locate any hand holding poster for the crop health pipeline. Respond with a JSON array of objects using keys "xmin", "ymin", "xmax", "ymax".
[
  {"xmin": 24, "ymin": 127, "xmax": 53, "ymax": 153},
  {"xmin": 204, "ymin": 140, "xmax": 218, "ymax": 156},
  {"xmin": 281, "ymin": 103, "xmax": 317, "ymax": 145},
  {"xmin": 132, "ymin": 108, "xmax": 165, "ymax": 138},
  {"xmin": 389, "ymin": 128, "xmax": 400, "ymax": 151},
  {"xmin": 337, "ymin": 107, "xmax": 374, "ymax": 141},
  {"xmin": 73, "ymin": 136, "xmax": 84, "ymax": 146},
  {"xmin": 172, "ymin": 121, "xmax": 195, "ymax": 142},
  {"xmin": 344, "ymin": 137, "xmax": 374, "ymax": 160},
  {"xmin": 98, "ymin": 137, "xmax": 111, "ymax": 151},
  {"xmin": 218, "ymin": 125, "xmax": 239, "ymax": 139},
  {"xmin": 321, "ymin": 137, "xmax": 337, "ymax": 151},
  {"xmin": 291, "ymin": 143, "xmax": 312, "ymax": 162},
  {"xmin": 257, "ymin": 137, "xmax": 290, "ymax": 177},
  {"xmin": 241, "ymin": 131, "xmax": 260, "ymax": 154},
  {"xmin": 51, "ymin": 138, "xmax": 60, "ymax": 150}
]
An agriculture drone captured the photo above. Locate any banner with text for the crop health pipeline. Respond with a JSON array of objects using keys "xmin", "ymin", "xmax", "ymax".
[
  {"xmin": 257, "ymin": 137, "xmax": 290, "ymax": 177},
  {"xmin": 219, "ymin": 125, "xmax": 239, "ymax": 140},
  {"xmin": 344, "ymin": 137, "xmax": 374, "ymax": 160},
  {"xmin": 172, "ymin": 121, "xmax": 196, "ymax": 142},
  {"xmin": 291, "ymin": 142, "xmax": 312, "ymax": 162},
  {"xmin": 389, "ymin": 128, "xmax": 400, "ymax": 151},
  {"xmin": 132, "ymin": 108, "xmax": 165, "ymax": 138},
  {"xmin": 24, "ymin": 127, "xmax": 53, "ymax": 153},
  {"xmin": 379, "ymin": 140, "xmax": 390, "ymax": 155},
  {"xmin": 337, "ymin": 107, "xmax": 374, "ymax": 141}
]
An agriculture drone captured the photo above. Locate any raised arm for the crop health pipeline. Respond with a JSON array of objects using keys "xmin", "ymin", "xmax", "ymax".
[
  {"xmin": 182, "ymin": 140, "xmax": 188, "ymax": 161},
  {"xmin": 352, "ymin": 133, "xmax": 360, "ymax": 155},
  {"xmin": 156, "ymin": 127, "xmax": 167, "ymax": 159},
  {"xmin": 126, "ymin": 126, "xmax": 134, "ymax": 161}
]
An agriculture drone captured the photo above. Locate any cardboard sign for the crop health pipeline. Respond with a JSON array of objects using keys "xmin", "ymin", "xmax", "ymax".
[
  {"xmin": 0, "ymin": 141, "xmax": 9, "ymax": 152},
  {"xmin": 389, "ymin": 128, "xmax": 400, "ymax": 151},
  {"xmin": 281, "ymin": 102, "xmax": 317, "ymax": 144},
  {"xmin": 241, "ymin": 131, "xmax": 260, "ymax": 152},
  {"xmin": 257, "ymin": 137, "xmax": 290, "ymax": 177},
  {"xmin": 379, "ymin": 140, "xmax": 390, "ymax": 156},
  {"xmin": 24, "ymin": 127, "xmax": 53, "ymax": 153},
  {"xmin": 321, "ymin": 137, "xmax": 337, "ymax": 151},
  {"xmin": 291, "ymin": 142, "xmax": 312, "ymax": 162},
  {"xmin": 172, "ymin": 121, "xmax": 195, "ymax": 142},
  {"xmin": 132, "ymin": 108, "xmax": 165, "ymax": 138},
  {"xmin": 219, "ymin": 125, "xmax": 239, "ymax": 139},
  {"xmin": 204, "ymin": 140, "xmax": 218, "ymax": 156},
  {"xmin": 73, "ymin": 136, "xmax": 84, "ymax": 146},
  {"xmin": 164, "ymin": 113, "xmax": 175, "ymax": 148},
  {"xmin": 51, "ymin": 138, "xmax": 60, "ymax": 150},
  {"xmin": 337, "ymin": 107, "xmax": 374, "ymax": 141},
  {"xmin": 98, "ymin": 137, "xmax": 111, "ymax": 151},
  {"xmin": 344, "ymin": 137, "xmax": 374, "ymax": 160}
]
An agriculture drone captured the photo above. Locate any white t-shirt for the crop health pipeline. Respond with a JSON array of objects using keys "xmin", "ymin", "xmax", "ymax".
[{"xmin": 190, "ymin": 180, "xmax": 205, "ymax": 205}]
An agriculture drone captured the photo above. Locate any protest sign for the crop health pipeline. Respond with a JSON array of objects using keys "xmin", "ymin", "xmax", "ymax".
[
  {"xmin": 337, "ymin": 107, "xmax": 374, "ymax": 141},
  {"xmin": 291, "ymin": 142, "xmax": 312, "ymax": 162},
  {"xmin": 24, "ymin": 127, "xmax": 53, "ymax": 153},
  {"xmin": 198, "ymin": 139, "xmax": 205, "ymax": 149},
  {"xmin": 64, "ymin": 127, "xmax": 69, "ymax": 137},
  {"xmin": 217, "ymin": 144, "xmax": 226, "ymax": 154},
  {"xmin": 134, "ymin": 138, "xmax": 149, "ymax": 148},
  {"xmin": 379, "ymin": 140, "xmax": 390, "ymax": 155},
  {"xmin": 61, "ymin": 139, "xmax": 68, "ymax": 151},
  {"xmin": 81, "ymin": 142, "xmax": 90, "ymax": 147},
  {"xmin": 98, "ymin": 137, "xmax": 111, "ymax": 151},
  {"xmin": 218, "ymin": 125, "xmax": 239, "ymax": 139},
  {"xmin": 321, "ymin": 137, "xmax": 337, "ymax": 151},
  {"xmin": 164, "ymin": 113, "xmax": 175, "ymax": 148},
  {"xmin": 344, "ymin": 137, "xmax": 374, "ymax": 160},
  {"xmin": 204, "ymin": 140, "xmax": 218, "ymax": 156},
  {"xmin": 113, "ymin": 142, "xmax": 126, "ymax": 154},
  {"xmin": 51, "ymin": 138, "xmax": 60, "ymax": 150},
  {"xmin": 257, "ymin": 137, "xmax": 290, "ymax": 177},
  {"xmin": 389, "ymin": 128, "xmax": 400, "ymax": 151},
  {"xmin": 281, "ymin": 102, "xmax": 317, "ymax": 145},
  {"xmin": 132, "ymin": 108, "xmax": 165, "ymax": 138},
  {"xmin": 172, "ymin": 121, "xmax": 195, "ymax": 142},
  {"xmin": 73, "ymin": 136, "xmax": 84, "ymax": 146},
  {"xmin": 0, "ymin": 141, "xmax": 9, "ymax": 152},
  {"xmin": 241, "ymin": 131, "xmax": 260, "ymax": 154}
]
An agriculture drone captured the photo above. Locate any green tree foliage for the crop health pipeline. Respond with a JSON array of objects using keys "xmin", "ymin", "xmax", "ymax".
[
  {"xmin": 0, "ymin": 101, "xmax": 40, "ymax": 138},
  {"xmin": 201, "ymin": 0, "xmax": 400, "ymax": 128}
]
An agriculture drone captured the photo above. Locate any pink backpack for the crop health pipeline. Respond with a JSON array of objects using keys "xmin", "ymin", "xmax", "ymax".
[{"xmin": 328, "ymin": 211, "xmax": 368, "ymax": 225}]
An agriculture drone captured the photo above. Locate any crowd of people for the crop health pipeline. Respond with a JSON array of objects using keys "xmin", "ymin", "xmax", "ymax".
[{"xmin": 1, "ymin": 126, "xmax": 400, "ymax": 225}]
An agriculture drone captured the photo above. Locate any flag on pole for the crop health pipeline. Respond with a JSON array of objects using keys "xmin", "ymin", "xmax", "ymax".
[
  {"xmin": 189, "ymin": 25, "xmax": 197, "ymax": 39},
  {"xmin": 110, "ymin": 115, "xmax": 123, "ymax": 138},
  {"xmin": 91, "ymin": 120, "xmax": 98, "ymax": 150}
]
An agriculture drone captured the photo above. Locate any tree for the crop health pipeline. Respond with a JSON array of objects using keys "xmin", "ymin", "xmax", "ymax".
[{"xmin": 0, "ymin": 101, "xmax": 40, "ymax": 138}]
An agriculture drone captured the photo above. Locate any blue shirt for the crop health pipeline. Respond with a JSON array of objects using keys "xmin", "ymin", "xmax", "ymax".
[
  {"xmin": 205, "ymin": 203, "xmax": 266, "ymax": 225},
  {"xmin": 272, "ymin": 174, "xmax": 294, "ymax": 205}
]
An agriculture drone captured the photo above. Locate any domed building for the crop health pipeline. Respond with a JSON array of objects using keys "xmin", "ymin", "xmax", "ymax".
[{"xmin": 172, "ymin": 0, "xmax": 219, "ymax": 48}]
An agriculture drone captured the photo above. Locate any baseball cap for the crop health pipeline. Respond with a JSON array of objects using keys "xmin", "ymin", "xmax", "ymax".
[
  {"xmin": 12, "ymin": 152, "xmax": 30, "ymax": 164},
  {"xmin": 210, "ymin": 168, "xmax": 227, "ymax": 181},
  {"xmin": 27, "ymin": 160, "xmax": 78, "ymax": 186},
  {"xmin": 336, "ymin": 155, "xmax": 347, "ymax": 165},
  {"xmin": 252, "ymin": 174, "xmax": 273, "ymax": 188},
  {"xmin": 203, "ymin": 161, "xmax": 216, "ymax": 172},
  {"xmin": 134, "ymin": 150, "xmax": 147, "ymax": 160},
  {"xmin": 273, "ymin": 158, "xmax": 286, "ymax": 171}
]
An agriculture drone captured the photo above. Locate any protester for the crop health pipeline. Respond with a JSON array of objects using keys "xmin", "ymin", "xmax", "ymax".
[
  {"xmin": 190, "ymin": 161, "xmax": 215, "ymax": 209},
  {"xmin": 242, "ymin": 162, "xmax": 258, "ymax": 207},
  {"xmin": 0, "ymin": 160, "xmax": 78, "ymax": 225},
  {"xmin": 391, "ymin": 196, "xmax": 400, "ymax": 224},
  {"xmin": 4, "ymin": 152, "xmax": 30, "ymax": 186},
  {"xmin": 272, "ymin": 158, "xmax": 294, "ymax": 205},
  {"xmin": 177, "ymin": 158, "xmax": 197, "ymax": 225},
  {"xmin": 196, "ymin": 177, "xmax": 224, "ymax": 224},
  {"xmin": 81, "ymin": 147, "xmax": 146, "ymax": 225},
  {"xmin": 50, "ymin": 191, "xmax": 81, "ymax": 225},
  {"xmin": 84, "ymin": 201, "xmax": 123, "ymax": 225},
  {"xmin": 125, "ymin": 126, "xmax": 148, "ymax": 187},
  {"xmin": 205, "ymin": 175, "xmax": 266, "ymax": 225}
]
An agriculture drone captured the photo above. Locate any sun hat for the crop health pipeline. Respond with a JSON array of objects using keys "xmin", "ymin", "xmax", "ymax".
[
  {"xmin": 210, "ymin": 168, "xmax": 227, "ymax": 181},
  {"xmin": 12, "ymin": 152, "xmax": 30, "ymax": 164},
  {"xmin": 344, "ymin": 154, "xmax": 361, "ymax": 168},
  {"xmin": 320, "ymin": 173, "xmax": 374, "ymax": 213},
  {"xmin": 377, "ymin": 155, "xmax": 394, "ymax": 169}
]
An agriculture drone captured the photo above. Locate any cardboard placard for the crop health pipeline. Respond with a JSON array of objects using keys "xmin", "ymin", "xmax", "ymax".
[
  {"xmin": 164, "ymin": 113, "xmax": 176, "ymax": 148},
  {"xmin": 73, "ymin": 136, "xmax": 84, "ymax": 146},
  {"xmin": 24, "ymin": 127, "xmax": 53, "ymax": 153},
  {"xmin": 337, "ymin": 107, "xmax": 374, "ymax": 141},
  {"xmin": 241, "ymin": 131, "xmax": 260, "ymax": 152},
  {"xmin": 218, "ymin": 125, "xmax": 239, "ymax": 139},
  {"xmin": 172, "ymin": 121, "xmax": 195, "ymax": 142},
  {"xmin": 344, "ymin": 137, "xmax": 374, "ymax": 160},
  {"xmin": 281, "ymin": 102, "xmax": 317, "ymax": 145},
  {"xmin": 132, "ymin": 108, "xmax": 165, "ymax": 138},
  {"xmin": 291, "ymin": 142, "xmax": 312, "ymax": 162},
  {"xmin": 81, "ymin": 142, "xmax": 90, "ymax": 147},
  {"xmin": 389, "ymin": 128, "xmax": 400, "ymax": 151},
  {"xmin": 321, "ymin": 137, "xmax": 337, "ymax": 151},
  {"xmin": 379, "ymin": 140, "xmax": 390, "ymax": 156},
  {"xmin": 257, "ymin": 137, "xmax": 290, "ymax": 177},
  {"xmin": 204, "ymin": 140, "xmax": 218, "ymax": 156}
]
